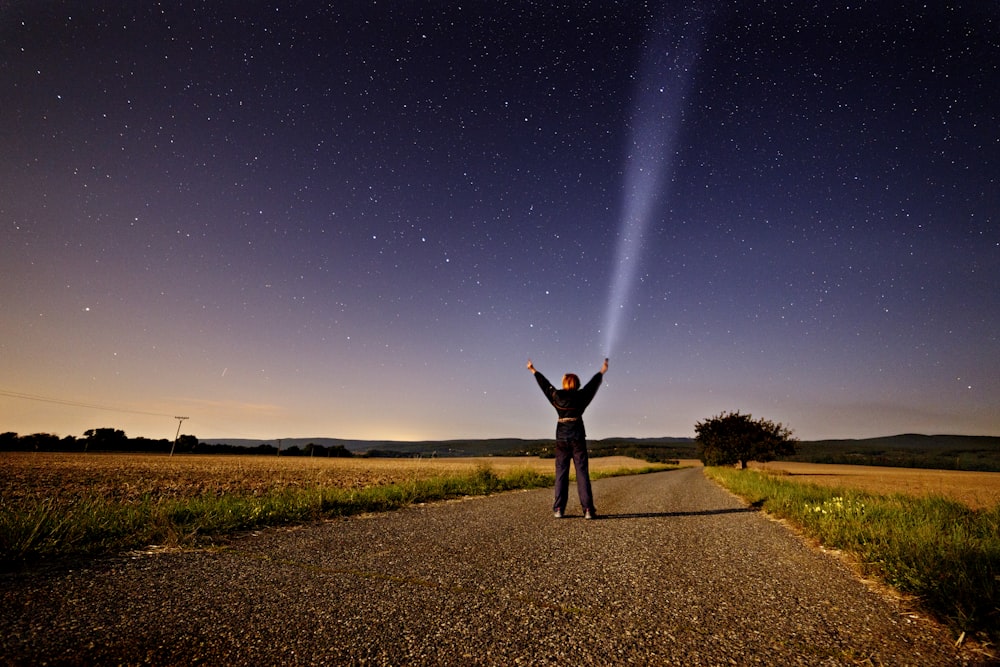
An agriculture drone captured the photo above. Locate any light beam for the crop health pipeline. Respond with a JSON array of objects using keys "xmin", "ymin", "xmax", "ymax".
[{"xmin": 602, "ymin": 10, "xmax": 702, "ymax": 357}]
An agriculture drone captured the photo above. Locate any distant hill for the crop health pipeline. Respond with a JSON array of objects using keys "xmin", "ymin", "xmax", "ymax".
[
  {"xmin": 791, "ymin": 434, "xmax": 1000, "ymax": 471},
  {"xmin": 202, "ymin": 437, "xmax": 550, "ymax": 457},
  {"xmin": 802, "ymin": 433, "xmax": 1000, "ymax": 450},
  {"xmin": 201, "ymin": 434, "xmax": 1000, "ymax": 471},
  {"xmin": 8, "ymin": 432, "xmax": 996, "ymax": 468},
  {"xmin": 201, "ymin": 436, "xmax": 696, "ymax": 458}
]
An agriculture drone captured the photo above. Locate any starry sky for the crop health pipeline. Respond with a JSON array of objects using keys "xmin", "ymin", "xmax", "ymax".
[{"xmin": 2, "ymin": 2, "xmax": 998, "ymax": 443}]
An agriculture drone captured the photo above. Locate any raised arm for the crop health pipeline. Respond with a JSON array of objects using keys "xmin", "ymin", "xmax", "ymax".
[
  {"xmin": 600, "ymin": 357, "xmax": 609, "ymax": 374},
  {"xmin": 528, "ymin": 360, "xmax": 557, "ymax": 402}
]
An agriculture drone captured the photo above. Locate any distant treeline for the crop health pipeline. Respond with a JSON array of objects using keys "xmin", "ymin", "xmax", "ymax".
[
  {"xmin": 789, "ymin": 434, "xmax": 1000, "ymax": 472},
  {"xmin": 498, "ymin": 438, "xmax": 695, "ymax": 464},
  {"xmin": 4, "ymin": 430, "xmax": 999, "ymax": 471},
  {"xmin": 0, "ymin": 430, "xmax": 695, "ymax": 463},
  {"xmin": 0, "ymin": 430, "xmax": 353, "ymax": 457}
]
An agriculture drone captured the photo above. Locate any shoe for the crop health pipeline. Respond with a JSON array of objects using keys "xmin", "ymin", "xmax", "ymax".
[
  {"xmin": 584, "ymin": 509, "xmax": 595, "ymax": 520},
  {"xmin": 554, "ymin": 509, "xmax": 564, "ymax": 518}
]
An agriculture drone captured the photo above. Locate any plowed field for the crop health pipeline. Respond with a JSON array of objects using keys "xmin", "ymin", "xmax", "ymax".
[{"xmin": 0, "ymin": 452, "xmax": 655, "ymax": 503}]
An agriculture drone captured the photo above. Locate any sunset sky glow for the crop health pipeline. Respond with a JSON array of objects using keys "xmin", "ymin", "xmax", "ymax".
[{"xmin": 2, "ymin": 3, "xmax": 998, "ymax": 443}]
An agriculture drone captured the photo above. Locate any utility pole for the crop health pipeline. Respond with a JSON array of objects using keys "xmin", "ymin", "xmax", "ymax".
[{"xmin": 170, "ymin": 416, "xmax": 189, "ymax": 456}]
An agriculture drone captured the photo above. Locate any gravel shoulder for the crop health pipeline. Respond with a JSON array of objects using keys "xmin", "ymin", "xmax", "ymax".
[{"xmin": 0, "ymin": 467, "xmax": 977, "ymax": 665}]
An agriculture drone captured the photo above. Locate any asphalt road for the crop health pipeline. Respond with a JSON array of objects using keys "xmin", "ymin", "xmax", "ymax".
[{"xmin": 1, "ymin": 467, "xmax": 973, "ymax": 665}]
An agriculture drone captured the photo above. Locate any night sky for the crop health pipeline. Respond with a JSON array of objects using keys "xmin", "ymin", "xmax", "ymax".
[{"xmin": 2, "ymin": 2, "xmax": 998, "ymax": 443}]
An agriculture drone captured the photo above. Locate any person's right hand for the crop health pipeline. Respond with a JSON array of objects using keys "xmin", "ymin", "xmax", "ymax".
[{"xmin": 526, "ymin": 359, "xmax": 536, "ymax": 373}]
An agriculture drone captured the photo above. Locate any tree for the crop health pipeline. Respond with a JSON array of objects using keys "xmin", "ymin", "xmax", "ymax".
[
  {"xmin": 22, "ymin": 433, "xmax": 60, "ymax": 452},
  {"xmin": 83, "ymin": 428, "xmax": 128, "ymax": 451},
  {"xmin": 174, "ymin": 434, "xmax": 198, "ymax": 454},
  {"xmin": 695, "ymin": 411, "xmax": 796, "ymax": 469},
  {"xmin": 0, "ymin": 432, "xmax": 18, "ymax": 451}
]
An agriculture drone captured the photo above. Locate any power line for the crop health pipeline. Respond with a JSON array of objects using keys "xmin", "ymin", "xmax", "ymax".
[
  {"xmin": 1, "ymin": 389, "xmax": 273, "ymax": 441},
  {"xmin": 0, "ymin": 388, "xmax": 175, "ymax": 419}
]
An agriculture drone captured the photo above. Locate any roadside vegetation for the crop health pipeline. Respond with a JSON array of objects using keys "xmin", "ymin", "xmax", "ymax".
[
  {"xmin": 0, "ymin": 453, "xmax": 672, "ymax": 567},
  {"xmin": 706, "ymin": 466, "xmax": 1000, "ymax": 645}
]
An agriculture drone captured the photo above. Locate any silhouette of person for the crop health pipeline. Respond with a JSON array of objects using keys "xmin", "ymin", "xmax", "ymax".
[{"xmin": 527, "ymin": 358, "xmax": 608, "ymax": 519}]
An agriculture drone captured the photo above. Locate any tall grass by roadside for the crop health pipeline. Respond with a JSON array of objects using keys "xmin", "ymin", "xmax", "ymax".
[
  {"xmin": 0, "ymin": 462, "xmax": 672, "ymax": 567},
  {"xmin": 705, "ymin": 466, "xmax": 1000, "ymax": 643},
  {"xmin": 0, "ymin": 465, "xmax": 551, "ymax": 566}
]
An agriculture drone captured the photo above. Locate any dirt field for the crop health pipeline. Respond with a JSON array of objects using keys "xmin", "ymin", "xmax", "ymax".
[
  {"xmin": 749, "ymin": 460, "xmax": 1000, "ymax": 510},
  {"xmin": 10, "ymin": 452, "xmax": 995, "ymax": 510},
  {"xmin": 0, "ymin": 452, "xmax": 657, "ymax": 503}
]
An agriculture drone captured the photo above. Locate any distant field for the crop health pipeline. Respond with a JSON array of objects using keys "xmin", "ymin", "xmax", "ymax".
[
  {"xmin": 0, "ymin": 453, "xmax": 656, "ymax": 503},
  {"xmin": 1, "ymin": 453, "xmax": 671, "ymax": 564},
  {"xmin": 8, "ymin": 453, "xmax": 997, "ymax": 509},
  {"xmin": 750, "ymin": 461, "xmax": 1000, "ymax": 509}
]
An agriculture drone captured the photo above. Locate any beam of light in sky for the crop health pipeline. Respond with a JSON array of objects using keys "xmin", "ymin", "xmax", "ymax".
[{"xmin": 602, "ymin": 11, "xmax": 703, "ymax": 357}]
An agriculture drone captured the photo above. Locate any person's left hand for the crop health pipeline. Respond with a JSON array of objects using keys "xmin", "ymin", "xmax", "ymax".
[{"xmin": 601, "ymin": 358, "xmax": 609, "ymax": 374}]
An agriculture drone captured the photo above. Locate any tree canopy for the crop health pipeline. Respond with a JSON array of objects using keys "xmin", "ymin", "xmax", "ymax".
[{"xmin": 695, "ymin": 411, "xmax": 796, "ymax": 469}]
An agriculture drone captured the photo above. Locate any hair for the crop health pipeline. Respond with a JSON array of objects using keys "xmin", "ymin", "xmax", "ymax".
[{"xmin": 562, "ymin": 373, "xmax": 580, "ymax": 390}]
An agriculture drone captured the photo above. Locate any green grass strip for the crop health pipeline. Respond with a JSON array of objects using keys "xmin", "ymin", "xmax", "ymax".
[
  {"xmin": 1, "ymin": 463, "xmax": 676, "ymax": 568},
  {"xmin": 0, "ymin": 465, "xmax": 555, "ymax": 566},
  {"xmin": 705, "ymin": 466, "xmax": 1000, "ymax": 642}
]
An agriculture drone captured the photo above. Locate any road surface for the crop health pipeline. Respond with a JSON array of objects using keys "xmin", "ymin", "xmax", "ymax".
[{"xmin": 1, "ymin": 467, "xmax": 971, "ymax": 665}]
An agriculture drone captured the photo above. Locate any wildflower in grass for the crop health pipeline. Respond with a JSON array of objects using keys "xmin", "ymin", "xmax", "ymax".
[{"xmin": 806, "ymin": 496, "xmax": 865, "ymax": 519}]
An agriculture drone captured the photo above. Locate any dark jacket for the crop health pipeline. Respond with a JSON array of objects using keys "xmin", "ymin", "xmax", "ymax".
[{"xmin": 533, "ymin": 371, "xmax": 603, "ymax": 441}]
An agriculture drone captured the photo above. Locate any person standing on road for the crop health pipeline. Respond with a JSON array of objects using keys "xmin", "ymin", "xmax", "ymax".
[{"xmin": 526, "ymin": 357, "xmax": 608, "ymax": 519}]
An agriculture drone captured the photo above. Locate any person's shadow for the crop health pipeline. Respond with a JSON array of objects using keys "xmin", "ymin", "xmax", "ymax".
[{"xmin": 589, "ymin": 506, "xmax": 760, "ymax": 520}]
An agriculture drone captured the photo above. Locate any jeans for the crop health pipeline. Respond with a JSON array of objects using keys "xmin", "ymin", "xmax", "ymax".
[{"xmin": 553, "ymin": 439, "xmax": 594, "ymax": 513}]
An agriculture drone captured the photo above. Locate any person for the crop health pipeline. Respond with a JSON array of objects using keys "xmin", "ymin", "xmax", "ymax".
[{"xmin": 526, "ymin": 357, "xmax": 609, "ymax": 519}]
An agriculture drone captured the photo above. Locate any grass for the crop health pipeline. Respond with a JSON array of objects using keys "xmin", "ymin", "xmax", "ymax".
[
  {"xmin": 0, "ymin": 465, "xmax": 541, "ymax": 565},
  {"xmin": 0, "ymin": 455, "xmax": 673, "ymax": 567},
  {"xmin": 705, "ymin": 466, "xmax": 1000, "ymax": 644}
]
